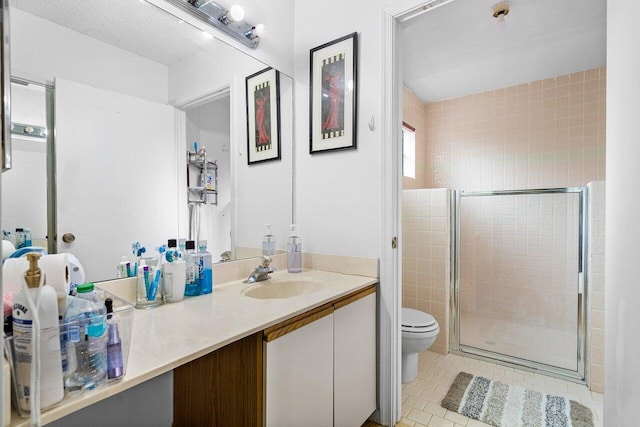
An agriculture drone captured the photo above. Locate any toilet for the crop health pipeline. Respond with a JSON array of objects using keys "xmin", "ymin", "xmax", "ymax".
[{"xmin": 401, "ymin": 307, "xmax": 440, "ymax": 384}]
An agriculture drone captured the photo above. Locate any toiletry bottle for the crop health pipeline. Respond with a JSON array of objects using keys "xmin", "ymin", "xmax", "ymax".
[
  {"xmin": 12, "ymin": 253, "xmax": 64, "ymax": 411},
  {"xmin": 116, "ymin": 256, "xmax": 129, "ymax": 278},
  {"xmin": 15, "ymin": 228, "xmax": 26, "ymax": 249},
  {"xmin": 178, "ymin": 238, "xmax": 186, "ymax": 258},
  {"xmin": 262, "ymin": 224, "xmax": 276, "ymax": 256},
  {"xmin": 23, "ymin": 228, "xmax": 32, "ymax": 247},
  {"xmin": 104, "ymin": 298, "xmax": 124, "ymax": 380},
  {"xmin": 163, "ymin": 239, "xmax": 186, "ymax": 303},
  {"xmin": 183, "ymin": 240, "xmax": 200, "ymax": 296},
  {"xmin": 287, "ymin": 224, "xmax": 302, "ymax": 273},
  {"xmin": 198, "ymin": 240, "xmax": 213, "ymax": 295},
  {"xmin": 63, "ymin": 283, "xmax": 108, "ymax": 392}
]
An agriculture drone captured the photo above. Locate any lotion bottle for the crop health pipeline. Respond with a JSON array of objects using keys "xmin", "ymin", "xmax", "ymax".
[
  {"xmin": 287, "ymin": 224, "xmax": 302, "ymax": 273},
  {"xmin": 105, "ymin": 298, "xmax": 124, "ymax": 380},
  {"xmin": 262, "ymin": 224, "xmax": 276, "ymax": 256},
  {"xmin": 12, "ymin": 253, "xmax": 64, "ymax": 412}
]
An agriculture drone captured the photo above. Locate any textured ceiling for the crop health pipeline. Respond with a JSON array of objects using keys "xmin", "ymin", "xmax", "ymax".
[
  {"xmin": 12, "ymin": 0, "xmax": 213, "ymax": 65},
  {"xmin": 401, "ymin": 0, "xmax": 606, "ymax": 103}
]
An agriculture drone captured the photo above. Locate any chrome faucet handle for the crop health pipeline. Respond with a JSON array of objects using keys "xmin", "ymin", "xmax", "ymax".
[{"xmin": 260, "ymin": 255, "xmax": 272, "ymax": 268}]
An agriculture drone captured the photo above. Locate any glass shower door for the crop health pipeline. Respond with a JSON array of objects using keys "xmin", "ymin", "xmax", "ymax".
[{"xmin": 454, "ymin": 188, "xmax": 585, "ymax": 378}]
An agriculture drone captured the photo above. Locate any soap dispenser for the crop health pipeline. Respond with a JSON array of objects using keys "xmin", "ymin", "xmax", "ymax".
[
  {"xmin": 12, "ymin": 253, "xmax": 64, "ymax": 412},
  {"xmin": 287, "ymin": 224, "xmax": 302, "ymax": 273},
  {"xmin": 262, "ymin": 224, "xmax": 276, "ymax": 256}
]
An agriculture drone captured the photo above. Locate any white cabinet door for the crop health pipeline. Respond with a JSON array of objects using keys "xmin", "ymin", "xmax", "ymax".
[
  {"xmin": 55, "ymin": 78, "xmax": 179, "ymax": 281},
  {"xmin": 265, "ymin": 312, "xmax": 334, "ymax": 427},
  {"xmin": 334, "ymin": 293, "xmax": 377, "ymax": 427}
]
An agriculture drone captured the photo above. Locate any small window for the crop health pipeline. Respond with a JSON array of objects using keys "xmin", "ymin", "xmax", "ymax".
[{"xmin": 402, "ymin": 122, "xmax": 416, "ymax": 179}]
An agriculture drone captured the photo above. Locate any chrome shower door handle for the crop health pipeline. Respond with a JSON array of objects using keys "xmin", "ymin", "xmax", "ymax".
[{"xmin": 1, "ymin": 0, "xmax": 11, "ymax": 173}]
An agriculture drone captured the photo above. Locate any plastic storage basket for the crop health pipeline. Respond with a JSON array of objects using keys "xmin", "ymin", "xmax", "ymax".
[{"xmin": 4, "ymin": 286, "xmax": 134, "ymax": 417}]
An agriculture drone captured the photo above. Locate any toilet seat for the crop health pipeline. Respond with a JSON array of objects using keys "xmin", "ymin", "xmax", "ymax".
[{"xmin": 402, "ymin": 308, "xmax": 438, "ymax": 333}]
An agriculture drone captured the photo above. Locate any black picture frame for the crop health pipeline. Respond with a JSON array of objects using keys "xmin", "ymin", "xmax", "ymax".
[
  {"xmin": 309, "ymin": 32, "xmax": 358, "ymax": 154},
  {"xmin": 246, "ymin": 67, "xmax": 281, "ymax": 164}
]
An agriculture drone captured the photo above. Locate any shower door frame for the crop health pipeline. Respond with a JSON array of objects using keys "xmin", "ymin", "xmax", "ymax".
[{"xmin": 450, "ymin": 187, "xmax": 588, "ymax": 382}]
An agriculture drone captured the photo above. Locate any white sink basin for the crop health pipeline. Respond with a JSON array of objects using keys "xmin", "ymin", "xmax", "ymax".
[{"xmin": 242, "ymin": 277, "xmax": 327, "ymax": 299}]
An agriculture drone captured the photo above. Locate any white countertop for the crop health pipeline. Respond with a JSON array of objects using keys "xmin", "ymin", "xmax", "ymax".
[{"xmin": 10, "ymin": 268, "xmax": 377, "ymax": 426}]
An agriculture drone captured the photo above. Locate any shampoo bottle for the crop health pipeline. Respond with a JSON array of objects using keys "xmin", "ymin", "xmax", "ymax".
[
  {"xmin": 262, "ymin": 224, "xmax": 276, "ymax": 256},
  {"xmin": 287, "ymin": 224, "xmax": 302, "ymax": 273},
  {"xmin": 12, "ymin": 253, "xmax": 64, "ymax": 412},
  {"xmin": 163, "ymin": 239, "xmax": 186, "ymax": 303}
]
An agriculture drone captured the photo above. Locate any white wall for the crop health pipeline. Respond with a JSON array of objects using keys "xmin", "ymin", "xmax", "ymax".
[
  {"xmin": 294, "ymin": 1, "xmax": 401, "ymax": 258},
  {"xmin": 11, "ymin": 8, "xmax": 168, "ymax": 103},
  {"xmin": 604, "ymin": 0, "xmax": 640, "ymax": 424},
  {"xmin": 186, "ymin": 97, "xmax": 232, "ymax": 260}
]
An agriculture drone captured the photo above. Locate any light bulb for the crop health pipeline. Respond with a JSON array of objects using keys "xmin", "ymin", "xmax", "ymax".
[
  {"xmin": 227, "ymin": 5, "xmax": 245, "ymax": 22},
  {"xmin": 496, "ymin": 13, "xmax": 507, "ymax": 31},
  {"xmin": 254, "ymin": 23, "xmax": 266, "ymax": 37}
]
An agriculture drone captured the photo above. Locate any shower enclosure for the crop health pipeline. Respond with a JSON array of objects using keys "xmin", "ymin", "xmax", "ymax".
[{"xmin": 450, "ymin": 188, "xmax": 587, "ymax": 381}]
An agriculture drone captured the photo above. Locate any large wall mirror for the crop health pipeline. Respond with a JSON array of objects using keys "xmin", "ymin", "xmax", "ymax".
[{"xmin": 4, "ymin": 0, "xmax": 294, "ymax": 281}]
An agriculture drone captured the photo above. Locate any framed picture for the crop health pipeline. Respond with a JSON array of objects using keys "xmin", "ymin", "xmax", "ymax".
[
  {"xmin": 246, "ymin": 67, "xmax": 281, "ymax": 164},
  {"xmin": 309, "ymin": 32, "xmax": 358, "ymax": 154}
]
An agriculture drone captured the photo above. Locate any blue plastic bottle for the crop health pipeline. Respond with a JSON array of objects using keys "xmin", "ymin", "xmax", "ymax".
[{"xmin": 198, "ymin": 241, "xmax": 213, "ymax": 295}]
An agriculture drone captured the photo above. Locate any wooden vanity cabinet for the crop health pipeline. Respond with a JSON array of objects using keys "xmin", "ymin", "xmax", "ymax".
[
  {"xmin": 172, "ymin": 284, "xmax": 377, "ymax": 427},
  {"xmin": 173, "ymin": 332, "xmax": 263, "ymax": 427}
]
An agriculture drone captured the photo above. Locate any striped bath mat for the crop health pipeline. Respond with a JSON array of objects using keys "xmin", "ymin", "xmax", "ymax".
[{"xmin": 442, "ymin": 372, "xmax": 594, "ymax": 427}]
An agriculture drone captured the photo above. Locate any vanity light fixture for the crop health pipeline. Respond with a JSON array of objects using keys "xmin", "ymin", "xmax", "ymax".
[
  {"xmin": 220, "ymin": 4, "xmax": 244, "ymax": 24},
  {"xmin": 244, "ymin": 23, "xmax": 265, "ymax": 40},
  {"xmin": 492, "ymin": 1, "xmax": 511, "ymax": 32},
  {"xmin": 170, "ymin": 0, "xmax": 262, "ymax": 48}
]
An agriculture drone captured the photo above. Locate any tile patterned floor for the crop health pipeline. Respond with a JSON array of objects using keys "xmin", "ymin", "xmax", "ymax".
[{"xmin": 397, "ymin": 350, "xmax": 604, "ymax": 427}]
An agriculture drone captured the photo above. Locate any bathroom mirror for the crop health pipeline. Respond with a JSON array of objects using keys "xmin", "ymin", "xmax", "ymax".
[{"xmin": 6, "ymin": 0, "xmax": 294, "ymax": 281}]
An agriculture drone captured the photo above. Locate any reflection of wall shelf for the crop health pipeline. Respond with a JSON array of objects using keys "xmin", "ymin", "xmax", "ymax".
[{"xmin": 187, "ymin": 151, "xmax": 218, "ymax": 205}]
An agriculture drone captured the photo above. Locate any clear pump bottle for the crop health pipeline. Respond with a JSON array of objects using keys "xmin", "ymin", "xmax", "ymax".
[
  {"xmin": 262, "ymin": 224, "xmax": 276, "ymax": 256},
  {"xmin": 287, "ymin": 224, "xmax": 302, "ymax": 273}
]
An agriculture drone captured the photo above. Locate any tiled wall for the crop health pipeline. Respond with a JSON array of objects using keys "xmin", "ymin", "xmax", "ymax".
[
  {"xmin": 587, "ymin": 181, "xmax": 605, "ymax": 393},
  {"xmin": 401, "ymin": 68, "xmax": 606, "ymax": 388},
  {"xmin": 422, "ymin": 67, "xmax": 606, "ymax": 190},
  {"xmin": 402, "ymin": 87, "xmax": 428, "ymax": 189},
  {"xmin": 402, "ymin": 189, "xmax": 449, "ymax": 354}
]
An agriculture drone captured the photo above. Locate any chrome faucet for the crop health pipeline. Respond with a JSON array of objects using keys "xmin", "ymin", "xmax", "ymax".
[{"xmin": 244, "ymin": 255, "xmax": 275, "ymax": 284}]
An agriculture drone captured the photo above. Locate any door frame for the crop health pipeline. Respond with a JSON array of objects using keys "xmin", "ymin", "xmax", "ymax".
[{"xmin": 381, "ymin": 0, "xmax": 456, "ymax": 423}]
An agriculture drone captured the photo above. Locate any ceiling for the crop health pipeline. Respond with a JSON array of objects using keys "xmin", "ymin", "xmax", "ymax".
[
  {"xmin": 12, "ymin": 0, "xmax": 214, "ymax": 65},
  {"xmin": 401, "ymin": 0, "xmax": 606, "ymax": 103}
]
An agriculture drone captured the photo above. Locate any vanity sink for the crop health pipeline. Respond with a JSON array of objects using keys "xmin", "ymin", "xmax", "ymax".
[{"xmin": 242, "ymin": 277, "xmax": 328, "ymax": 299}]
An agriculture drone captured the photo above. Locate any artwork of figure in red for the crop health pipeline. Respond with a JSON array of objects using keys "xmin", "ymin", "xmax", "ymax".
[
  {"xmin": 321, "ymin": 55, "xmax": 345, "ymax": 138},
  {"xmin": 254, "ymin": 85, "xmax": 271, "ymax": 149}
]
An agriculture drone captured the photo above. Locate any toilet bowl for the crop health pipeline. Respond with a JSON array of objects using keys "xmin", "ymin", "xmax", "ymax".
[{"xmin": 402, "ymin": 307, "xmax": 439, "ymax": 384}]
